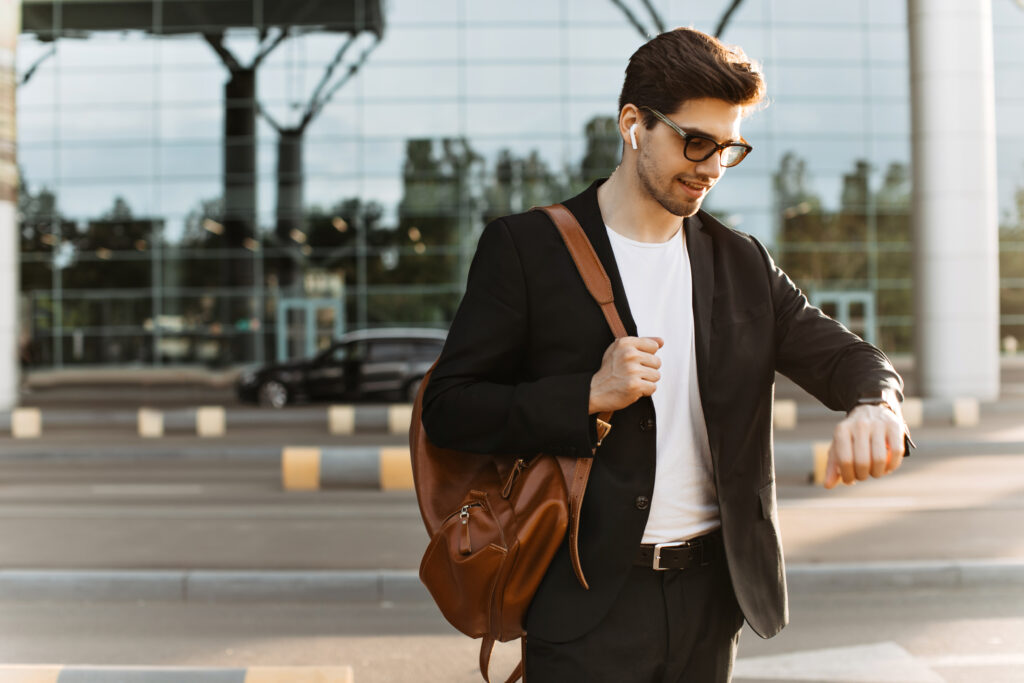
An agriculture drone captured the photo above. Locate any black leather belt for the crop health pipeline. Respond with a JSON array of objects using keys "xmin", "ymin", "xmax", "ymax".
[{"xmin": 635, "ymin": 530, "xmax": 721, "ymax": 571}]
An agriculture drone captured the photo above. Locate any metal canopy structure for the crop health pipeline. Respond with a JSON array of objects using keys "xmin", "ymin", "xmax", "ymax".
[{"xmin": 21, "ymin": 0, "xmax": 384, "ymax": 39}]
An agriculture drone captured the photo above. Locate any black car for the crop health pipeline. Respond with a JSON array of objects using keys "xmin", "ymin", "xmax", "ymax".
[{"xmin": 236, "ymin": 328, "xmax": 447, "ymax": 408}]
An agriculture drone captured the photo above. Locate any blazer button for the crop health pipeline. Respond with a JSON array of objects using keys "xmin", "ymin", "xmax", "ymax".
[
  {"xmin": 639, "ymin": 418, "xmax": 656, "ymax": 431},
  {"xmin": 635, "ymin": 496, "xmax": 650, "ymax": 510}
]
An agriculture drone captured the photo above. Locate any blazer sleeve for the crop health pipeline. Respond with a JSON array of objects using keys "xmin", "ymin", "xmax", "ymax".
[
  {"xmin": 753, "ymin": 238, "xmax": 904, "ymax": 411},
  {"xmin": 421, "ymin": 217, "xmax": 595, "ymax": 456}
]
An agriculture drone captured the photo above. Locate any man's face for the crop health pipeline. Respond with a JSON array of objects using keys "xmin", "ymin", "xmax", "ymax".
[{"xmin": 634, "ymin": 97, "xmax": 744, "ymax": 217}]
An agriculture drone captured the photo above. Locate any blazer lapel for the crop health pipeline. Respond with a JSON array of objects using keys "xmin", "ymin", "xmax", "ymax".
[
  {"xmin": 686, "ymin": 212, "xmax": 714, "ymax": 399},
  {"xmin": 563, "ymin": 180, "xmax": 639, "ymax": 338}
]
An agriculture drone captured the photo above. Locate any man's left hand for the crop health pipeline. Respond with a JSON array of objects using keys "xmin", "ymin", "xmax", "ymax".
[{"xmin": 824, "ymin": 403, "xmax": 906, "ymax": 489}]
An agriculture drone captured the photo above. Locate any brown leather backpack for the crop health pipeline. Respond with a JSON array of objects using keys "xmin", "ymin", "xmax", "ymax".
[{"xmin": 410, "ymin": 204, "xmax": 628, "ymax": 683}]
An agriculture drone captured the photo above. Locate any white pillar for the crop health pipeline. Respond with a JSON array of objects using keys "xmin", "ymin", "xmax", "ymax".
[
  {"xmin": 0, "ymin": 0, "xmax": 20, "ymax": 411},
  {"xmin": 909, "ymin": 0, "xmax": 1000, "ymax": 400}
]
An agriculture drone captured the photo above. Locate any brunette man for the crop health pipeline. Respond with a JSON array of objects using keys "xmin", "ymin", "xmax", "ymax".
[{"xmin": 423, "ymin": 27, "xmax": 911, "ymax": 683}]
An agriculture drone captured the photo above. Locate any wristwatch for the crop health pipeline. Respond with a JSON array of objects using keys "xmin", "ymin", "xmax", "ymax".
[{"xmin": 852, "ymin": 396, "xmax": 917, "ymax": 455}]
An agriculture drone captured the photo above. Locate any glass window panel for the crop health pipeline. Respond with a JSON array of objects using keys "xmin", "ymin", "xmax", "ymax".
[
  {"xmin": 772, "ymin": 100, "xmax": 867, "ymax": 136},
  {"xmin": 17, "ymin": 145, "xmax": 56, "ymax": 185},
  {"xmin": 773, "ymin": 65, "xmax": 866, "ymax": 98},
  {"xmin": 362, "ymin": 102, "xmax": 460, "ymax": 139},
  {"xmin": 866, "ymin": 0, "xmax": 906, "ymax": 26},
  {"xmin": 467, "ymin": 26, "xmax": 562, "ymax": 61},
  {"xmin": 160, "ymin": 104, "xmax": 221, "ymax": 140},
  {"xmin": 305, "ymin": 140, "xmax": 365, "ymax": 176},
  {"xmin": 719, "ymin": 26, "xmax": 768, "ymax": 65},
  {"xmin": 465, "ymin": 0, "xmax": 560, "ymax": 24},
  {"xmin": 466, "ymin": 64, "xmax": 561, "ymax": 98},
  {"xmin": 568, "ymin": 62, "xmax": 625, "ymax": 100},
  {"xmin": 771, "ymin": 0, "xmax": 864, "ymax": 25},
  {"xmin": 305, "ymin": 103, "xmax": 360, "ymax": 141},
  {"xmin": 868, "ymin": 65, "xmax": 909, "ymax": 98},
  {"xmin": 567, "ymin": 0, "xmax": 653, "ymax": 25},
  {"xmin": 160, "ymin": 141, "xmax": 221, "ymax": 179},
  {"xmin": 362, "ymin": 64, "xmax": 459, "ymax": 99},
  {"xmin": 869, "ymin": 101, "xmax": 910, "ymax": 136},
  {"xmin": 568, "ymin": 26, "xmax": 643, "ymax": 62},
  {"xmin": 55, "ymin": 36, "xmax": 158, "ymax": 70},
  {"xmin": 357, "ymin": 139, "xmax": 403, "ymax": 177},
  {"xmin": 772, "ymin": 27, "xmax": 866, "ymax": 62},
  {"xmin": 373, "ymin": 26, "xmax": 460, "ymax": 62},
  {"xmin": 160, "ymin": 65, "xmax": 225, "ymax": 104},
  {"xmin": 389, "ymin": 0, "xmax": 459, "ymax": 25},
  {"xmin": 466, "ymin": 101, "xmax": 561, "ymax": 138},
  {"xmin": 58, "ymin": 182, "xmax": 155, "ymax": 219},
  {"xmin": 155, "ymin": 179, "xmax": 220, "ymax": 217},
  {"xmin": 701, "ymin": 172, "xmax": 772, "ymax": 212},
  {"xmin": 866, "ymin": 27, "xmax": 907, "ymax": 63},
  {"xmin": 993, "ymin": 26, "xmax": 1024, "ymax": 64},
  {"xmin": 61, "ymin": 144, "xmax": 155, "ymax": 183},
  {"xmin": 59, "ymin": 106, "xmax": 157, "ymax": 141}
]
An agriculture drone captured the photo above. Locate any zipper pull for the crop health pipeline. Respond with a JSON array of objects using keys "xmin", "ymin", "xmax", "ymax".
[
  {"xmin": 459, "ymin": 505, "xmax": 472, "ymax": 555},
  {"xmin": 501, "ymin": 458, "xmax": 529, "ymax": 499}
]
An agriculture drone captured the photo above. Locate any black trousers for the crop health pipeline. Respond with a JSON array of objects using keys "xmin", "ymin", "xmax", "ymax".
[{"xmin": 524, "ymin": 557, "xmax": 744, "ymax": 683}]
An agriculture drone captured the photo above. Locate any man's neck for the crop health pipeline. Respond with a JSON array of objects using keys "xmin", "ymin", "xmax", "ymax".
[{"xmin": 597, "ymin": 168, "xmax": 686, "ymax": 243}]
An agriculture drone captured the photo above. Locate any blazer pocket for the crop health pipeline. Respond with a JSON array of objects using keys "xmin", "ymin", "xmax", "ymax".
[
  {"xmin": 758, "ymin": 480, "xmax": 777, "ymax": 521},
  {"xmin": 714, "ymin": 301, "xmax": 771, "ymax": 327}
]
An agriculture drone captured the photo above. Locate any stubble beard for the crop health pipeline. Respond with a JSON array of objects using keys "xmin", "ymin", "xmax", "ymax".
[{"xmin": 636, "ymin": 147, "xmax": 702, "ymax": 218}]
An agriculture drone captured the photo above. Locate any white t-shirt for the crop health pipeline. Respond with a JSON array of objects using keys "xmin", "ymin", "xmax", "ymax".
[{"xmin": 605, "ymin": 225, "xmax": 720, "ymax": 543}]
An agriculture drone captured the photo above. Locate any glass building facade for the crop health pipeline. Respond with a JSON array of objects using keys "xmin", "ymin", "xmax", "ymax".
[{"xmin": 14, "ymin": 0, "xmax": 1024, "ymax": 368}]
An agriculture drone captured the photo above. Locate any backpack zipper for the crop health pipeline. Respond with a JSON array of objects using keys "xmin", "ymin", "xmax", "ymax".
[{"xmin": 500, "ymin": 458, "xmax": 530, "ymax": 499}]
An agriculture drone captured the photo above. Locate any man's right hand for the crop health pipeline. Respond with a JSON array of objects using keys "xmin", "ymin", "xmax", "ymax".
[{"xmin": 588, "ymin": 336, "xmax": 663, "ymax": 414}]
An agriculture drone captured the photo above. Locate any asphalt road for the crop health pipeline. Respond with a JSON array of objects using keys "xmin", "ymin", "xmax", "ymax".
[
  {"xmin": 2, "ymin": 448, "xmax": 1024, "ymax": 570},
  {"xmin": 1, "ymin": 584, "xmax": 1022, "ymax": 682}
]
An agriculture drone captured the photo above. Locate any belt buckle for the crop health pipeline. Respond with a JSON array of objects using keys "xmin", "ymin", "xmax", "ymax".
[{"xmin": 652, "ymin": 540, "xmax": 688, "ymax": 571}]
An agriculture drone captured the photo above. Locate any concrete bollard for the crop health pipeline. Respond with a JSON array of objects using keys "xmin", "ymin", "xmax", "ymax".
[
  {"xmin": 138, "ymin": 408, "xmax": 165, "ymax": 438},
  {"xmin": 952, "ymin": 398, "xmax": 980, "ymax": 427},
  {"xmin": 812, "ymin": 441, "xmax": 831, "ymax": 486},
  {"xmin": 11, "ymin": 408, "xmax": 42, "ymax": 439},
  {"xmin": 328, "ymin": 405, "xmax": 355, "ymax": 435},
  {"xmin": 387, "ymin": 404, "xmax": 414, "ymax": 435},
  {"xmin": 282, "ymin": 447, "xmax": 322, "ymax": 491},
  {"xmin": 196, "ymin": 406, "xmax": 226, "ymax": 437},
  {"xmin": 773, "ymin": 399, "xmax": 797, "ymax": 430},
  {"xmin": 380, "ymin": 447, "xmax": 414, "ymax": 490},
  {"xmin": 281, "ymin": 446, "xmax": 414, "ymax": 491},
  {"xmin": 901, "ymin": 398, "xmax": 923, "ymax": 428}
]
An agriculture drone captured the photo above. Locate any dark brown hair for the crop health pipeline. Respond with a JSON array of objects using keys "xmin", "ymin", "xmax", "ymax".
[{"xmin": 618, "ymin": 27, "xmax": 766, "ymax": 127}]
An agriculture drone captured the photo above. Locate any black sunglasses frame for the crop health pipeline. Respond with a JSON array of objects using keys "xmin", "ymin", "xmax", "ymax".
[{"xmin": 639, "ymin": 106, "xmax": 753, "ymax": 168}]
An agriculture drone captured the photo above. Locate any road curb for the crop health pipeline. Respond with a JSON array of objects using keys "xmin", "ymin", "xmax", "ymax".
[
  {"xmin": 0, "ymin": 664, "xmax": 355, "ymax": 681},
  {"xmin": 2, "ymin": 561, "xmax": 1021, "ymax": 603}
]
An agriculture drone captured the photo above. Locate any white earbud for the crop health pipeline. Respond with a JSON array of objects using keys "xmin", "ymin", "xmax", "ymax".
[{"xmin": 629, "ymin": 123, "xmax": 638, "ymax": 150}]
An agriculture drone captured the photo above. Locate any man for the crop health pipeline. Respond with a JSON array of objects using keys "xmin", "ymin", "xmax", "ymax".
[{"xmin": 423, "ymin": 27, "xmax": 911, "ymax": 682}]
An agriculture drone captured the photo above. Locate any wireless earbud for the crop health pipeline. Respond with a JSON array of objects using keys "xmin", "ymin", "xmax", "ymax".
[{"xmin": 629, "ymin": 123, "xmax": 638, "ymax": 150}]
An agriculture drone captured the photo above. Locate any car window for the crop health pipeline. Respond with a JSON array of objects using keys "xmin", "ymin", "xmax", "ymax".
[
  {"xmin": 413, "ymin": 340, "xmax": 444, "ymax": 360},
  {"xmin": 327, "ymin": 341, "xmax": 365, "ymax": 364},
  {"xmin": 367, "ymin": 340, "xmax": 412, "ymax": 362}
]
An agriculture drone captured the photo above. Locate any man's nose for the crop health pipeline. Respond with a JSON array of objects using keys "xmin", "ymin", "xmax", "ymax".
[{"xmin": 695, "ymin": 152, "xmax": 726, "ymax": 180}]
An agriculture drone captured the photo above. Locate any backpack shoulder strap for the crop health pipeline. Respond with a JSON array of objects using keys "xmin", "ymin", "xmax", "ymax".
[{"xmin": 534, "ymin": 203, "xmax": 630, "ymax": 592}]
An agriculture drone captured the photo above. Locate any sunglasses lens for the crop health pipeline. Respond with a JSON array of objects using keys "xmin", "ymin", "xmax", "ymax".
[{"xmin": 721, "ymin": 146, "xmax": 748, "ymax": 167}]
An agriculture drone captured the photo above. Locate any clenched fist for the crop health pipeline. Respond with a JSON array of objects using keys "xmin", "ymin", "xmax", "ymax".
[{"xmin": 588, "ymin": 336, "xmax": 663, "ymax": 414}]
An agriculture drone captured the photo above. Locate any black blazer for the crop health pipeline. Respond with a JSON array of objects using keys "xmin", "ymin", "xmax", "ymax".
[{"xmin": 422, "ymin": 179, "xmax": 903, "ymax": 642}]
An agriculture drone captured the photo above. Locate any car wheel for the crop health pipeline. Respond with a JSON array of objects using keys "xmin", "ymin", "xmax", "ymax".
[
  {"xmin": 258, "ymin": 380, "xmax": 289, "ymax": 409},
  {"xmin": 405, "ymin": 377, "xmax": 424, "ymax": 403}
]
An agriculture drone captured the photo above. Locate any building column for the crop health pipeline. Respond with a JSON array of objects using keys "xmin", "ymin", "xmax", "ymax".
[
  {"xmin": 0, "ymin": 0, "xmax": 21, "ymax": 411},
  {"xmin": 909, "ymin": 0, "xmax": 1000, "ymax": 400}
]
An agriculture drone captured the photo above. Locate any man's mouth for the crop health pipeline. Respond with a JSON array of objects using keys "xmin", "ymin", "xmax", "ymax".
[{"xmin": 678, "ymin": 179, "xmax": 710, "ymax": 199}]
